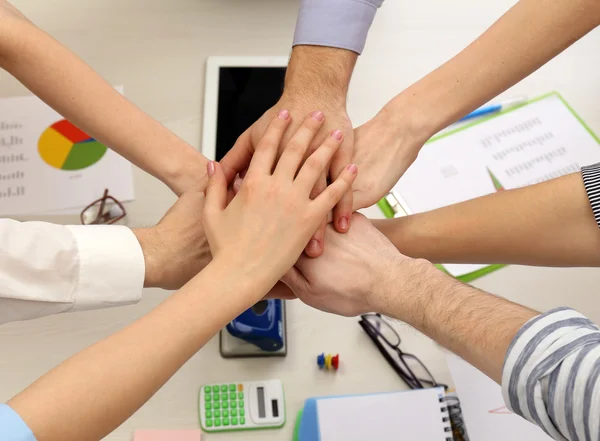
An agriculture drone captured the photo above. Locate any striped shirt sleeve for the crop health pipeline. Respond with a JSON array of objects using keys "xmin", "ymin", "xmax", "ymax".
[
  {"xmin": 293, "ymin": 0, "xmax": 385, "ymax": 54},
  {"xmin": 501, "ymin": 307, "xmax": 600, "ymax": 441},
  {"xmin": 582, "ymin": 163, "xmax": 600, "ymax": 226}
]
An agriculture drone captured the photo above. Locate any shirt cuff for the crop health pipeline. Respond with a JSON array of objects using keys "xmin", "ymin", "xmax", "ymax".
[
  {"xmin": 65, "ymin": 225, "xmax": 145, "ymax": 312},
  {"xmin": 582, "ymin": 162, "xmax": 600, "ymax": 227},
  {"xmin": 293, "ymin": 0, "xmax": 383, "ymax": 54},
  {"xmin": 0, "ymin": 404, "xmax": 37, "ymax": 441}
]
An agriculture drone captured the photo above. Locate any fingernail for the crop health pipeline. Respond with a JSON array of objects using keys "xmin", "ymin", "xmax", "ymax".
[
  {"xmin": 308, "ymin": 239, "xmax": 321, "ymax": 253},
  {"xmin": 331, "ymin": 129, "xmax": 343, "ymax": 140},
  {"xmin": 346, "ymin": 163, "xmax": 358, "ymax": 174},
  {"xmin": 339, "ymin": 217, "xmax": 349, "ymax": 231},
  {"xmin": 278, "ymin": 109, "xmax": 290, "ymax": 120},
  {"xmin": 233, "ymin": 176, "xmax": 243, "ymax": 193},
  {"xmin": 311, "ymin": 111, "xmax": 324, "ymax": 121},
  {"xmin": 207, "ymin": 161, "xmax": 216, "ymax": 177}
]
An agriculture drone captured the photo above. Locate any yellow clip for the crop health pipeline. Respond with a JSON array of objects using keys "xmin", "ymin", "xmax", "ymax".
[{"xmin": 325, "ymin": 354, "xmax": 332, "ymax": 369}]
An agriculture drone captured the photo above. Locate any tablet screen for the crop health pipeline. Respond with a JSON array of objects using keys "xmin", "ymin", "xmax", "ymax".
[{"xmin": 215, "ymin": 67, "xmax": 286, "ymax": 161}]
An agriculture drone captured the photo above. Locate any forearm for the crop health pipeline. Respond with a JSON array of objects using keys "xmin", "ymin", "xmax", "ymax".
[
  {"xmin": 384, "ymin": 0, "xmax": 600, "ymax": 146},
  {"xmin": 0, "ymin": 10, "xmax": 206, "ymax": 195},
  {"xmin": 381, "ymin": 260, "xmax": 538, "ymax": 382},
  {"xmin": 372, "ymin": 172, "xmax": 600, "ymax": 267},
  {"xmin": 8, "ymin": 261, "xmax": 260, "ymax": 441},
  {"xmin": 283, "ymin": 45, "xmax": 357, "ymax": 107}
]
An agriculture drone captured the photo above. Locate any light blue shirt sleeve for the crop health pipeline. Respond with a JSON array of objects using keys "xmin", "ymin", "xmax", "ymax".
[
  {"xmin": 293, "ymin": 0, "xmax": 385, "ymax": 54},
  {"xmin": 0, "ymin": 404, "xmax": 37, "ymax": 441}
]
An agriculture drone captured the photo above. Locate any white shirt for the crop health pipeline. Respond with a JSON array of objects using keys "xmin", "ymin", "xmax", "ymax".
[{"xmin": 0, "ymin": 218, "xmax": 145, "ymax": 325}]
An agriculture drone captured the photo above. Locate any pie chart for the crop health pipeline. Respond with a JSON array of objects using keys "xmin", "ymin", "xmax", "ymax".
[{"xmin": 38, "ymin": 120, "xmax": 107, "ymax": 171}]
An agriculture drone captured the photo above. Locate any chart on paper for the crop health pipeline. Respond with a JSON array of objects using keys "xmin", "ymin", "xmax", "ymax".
[{"xmin": 0, "ymin": 86, "xmax": 134, "ymax": 216}]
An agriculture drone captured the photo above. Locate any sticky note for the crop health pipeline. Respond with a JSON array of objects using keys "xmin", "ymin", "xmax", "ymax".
[{"xmin": 133, "ymin": 429, "xmax": 201, "ymax": 441}]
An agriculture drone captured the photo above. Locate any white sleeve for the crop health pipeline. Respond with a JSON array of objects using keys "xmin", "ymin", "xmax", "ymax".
[{"xmin": 0, "ymin": 219, "xmax": 145, "ymax": 325}]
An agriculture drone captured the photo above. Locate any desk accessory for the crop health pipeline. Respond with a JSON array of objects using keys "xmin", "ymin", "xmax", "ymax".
[
  {"xmin": 293, "ymin": 387, "xmax": 457, "ymax": 441},
  {"xmin": 316, "ymin": 353, "xmax": 339, "ymax": 371},
  {"xmin": 457, "ymin": 96, "xmax": 527, "ymax": 122},
  {"xmin": 198, "ymin": 380, "xmax": 285, "ymax": 433},
  {"xmin": 378, "ymin": 92, "xmax": 600, "ymax": 282},
  {"xmin": 219, "ymin": 299, "xmax": 287, "ymax": 357}
]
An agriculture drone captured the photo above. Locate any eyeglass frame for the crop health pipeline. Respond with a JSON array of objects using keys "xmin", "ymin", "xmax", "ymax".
[
  {"xmin": 80, "ymin": 189, "xmax": 126, "ymax": 225},
  {"xmin": 359, "ymin": 313, "xmax": 447, "ymax": 391}
]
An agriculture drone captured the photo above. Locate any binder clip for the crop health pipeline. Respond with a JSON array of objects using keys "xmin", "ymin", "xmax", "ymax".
[{"xmin": 317, "ymin": 353, "xmax": 339, "ymax": 371}]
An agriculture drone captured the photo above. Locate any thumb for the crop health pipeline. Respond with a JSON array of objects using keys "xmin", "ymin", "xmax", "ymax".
[
  {"xmin": 281, "ymin": 266, "xmax": 306, "ymax": 293},
  {"xmin": 220, "ymin": 129, "xmax": 254, "ymax": 184},
  {"xmin": 204, "ymin": 161, "xmax": 227, "ymax": 215}
]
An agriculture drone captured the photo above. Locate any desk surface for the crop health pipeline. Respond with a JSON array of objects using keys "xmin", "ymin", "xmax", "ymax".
[{"xmin": 1, "ymin": 1, "xmax": 600, "ymax": 440}]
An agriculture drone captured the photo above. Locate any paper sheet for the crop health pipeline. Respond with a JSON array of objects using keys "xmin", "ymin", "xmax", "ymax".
[
  {"xmin": 0, "ymin": 86, "xmax": 134, "ymax": 216},
  {"xmin": 393, "ymin": 94, "xmax": 600, "ymax": 277},
  {"xmin": 316, "ymin": 388, "xmax": 450, "ymax": 441},
  {"xmin": 446, "ymin": 354, "xmax": 553, "ymax": 441},
  {"xmin": 134, "ymin": 430, "xmax": 201, "ymax": 441}
]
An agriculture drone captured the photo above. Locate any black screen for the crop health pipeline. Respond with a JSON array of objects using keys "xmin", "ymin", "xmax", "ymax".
[
  {"xmin": 215, "ymin": 67, "xmax": 286, "ymax": 161},
  {"xmin": 257, "ymin": 386, "xmax": 266, "ymax": 418},
  {"xmin": 271, "ymin": 399, "xmax": 279, "ymax": 418}
]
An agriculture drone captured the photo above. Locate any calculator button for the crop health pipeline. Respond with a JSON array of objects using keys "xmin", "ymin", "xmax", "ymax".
[
  {"xmin": 239, "ymin": 409, "xmax": 245, "ymax": 416},
  {"xmin": 205, "ymin": 395, "xmax": 212, "ymax": 402},
  {"xmin": 223, "ymin": 418, "xmax": 230, "ymax": 426},
  {"xmin": 223, "ymin": 410, "xmax": 229, "ymax": 418},
  {"xmin": 239, "ymin": 400, "xmax": 244, "ymax": 408},
  {"xmin": 230, "ymin": 401, "xmax": 237, "ymax": 409},
  {"xmin": 240, "ymin": 417, "xmax": 246, "ymax": 425},
  {"xmin": 214, "ymin": 403, "xmax": 220, "ymax": 410},
  {"xmin": 229, "ymin": 392, "xmax": 236, "ymax": 400},
  {"xmin": 212, "ymin": 385, "xmax": 219, "ymax": 393},
  {"xmin": 238, "ymin": 392, "xmax": 244, "ymax": 399},
  {"xmin": 231, "ymin": 409, "xmax": 237, "ymax": 417},
  {"xmin": 238, "ymin": 384, "xmax": 244, "ymax": 392},
  {"xmin": 214, "ymin": 394, "xmax": 220, "ymax": 401},
  {"xmin": 204, "ymin": 386, "xmax": 211, "ymax": 394},
  {"xmin": 214, "ymin": 410, "xmax": 221, "ymax": 418},
  {"xmin": 215, "ymin": 419, "xmax": 221, "ymax": 427},
  {"xmin": 206, "ymin": 420, "xmax": 213, "ymax": 428},
  {"xmin": 205, "ymin": 403, "xmax": 212, "ymax": 410},
  {"xmin": 221, "ymin": 385, "xmax": 228, "ymax": 392},
  {"xmin": 229, "ymin": 384, "xmax": 236, "ymax": 391},
  {"xmin": 222, "ymin": 393, "xmax": 229, "ymax": 401},
  {"xmin": 222, "ymin": 402, "xmax": 229, "ymax": 409},
  {"xmin": 232, "ymin": 418, "xmax": 238, "ymax": 426},
  {"xmin": 206, "ymin": 410, "xmax": 212, "ymax": 418}
]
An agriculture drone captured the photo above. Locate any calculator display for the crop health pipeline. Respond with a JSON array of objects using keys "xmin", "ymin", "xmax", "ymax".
[{"xmin": 257, "ymin": 386, "xmax": 266, "ymax": 418}]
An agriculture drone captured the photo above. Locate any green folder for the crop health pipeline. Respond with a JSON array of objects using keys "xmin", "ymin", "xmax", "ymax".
[{"xmin": 377, "ymin": 91, "xmax": 600, "ymax": 283}]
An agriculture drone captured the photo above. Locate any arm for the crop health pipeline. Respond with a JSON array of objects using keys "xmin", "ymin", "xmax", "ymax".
[
  {"xmin": 221, "ymin": 0, "xmax": 386, "ymax": 255},
  {"xmin": 286, "ymin": 215, "xmax": 600, "ymax": 440},
  {"xmin": 0, "ymin": 2, "xmax": 206, "ymax": 195},
  {"xmin": 372, "ymin": 170, "xmax": 600, "ymax": 267},
  {"xmin": 0, "ymin": 193, "xmax": 210, "ymax": 325},
  {"xmin": 1, "ymin": 111, "xmax": 355, "ymax": 441},
  {"xmin": 352, "ymin": 0, "xmax": 600, "ymax": 210}
]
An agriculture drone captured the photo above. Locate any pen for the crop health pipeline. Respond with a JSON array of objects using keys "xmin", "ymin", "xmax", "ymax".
[{"xmin": 458, "ymin": 96, "xmax": 527, "ymax": 122}]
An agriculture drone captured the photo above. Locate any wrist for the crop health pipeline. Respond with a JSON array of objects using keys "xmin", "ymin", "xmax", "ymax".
[
  {"xmin": 133, "ymin": 228, "xmax": 164, "ymax": 289},
  {"xmin": 208, "ymin": 255, "xmax": 275, "ymax": 304},
  {"xmin": 164, "ymin": 149, "xmax": 209, "ymax": 195}
]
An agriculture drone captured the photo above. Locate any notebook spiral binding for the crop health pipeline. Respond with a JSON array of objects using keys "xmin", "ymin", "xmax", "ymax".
[{"xmin": 439, "ymin": 396, "xmax": 468, "ymax": 441}]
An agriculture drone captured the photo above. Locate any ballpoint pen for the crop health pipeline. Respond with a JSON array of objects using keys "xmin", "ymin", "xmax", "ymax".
[{"xmin": 458, "ymin": 96, "xmax": 527, "ymax": 122}]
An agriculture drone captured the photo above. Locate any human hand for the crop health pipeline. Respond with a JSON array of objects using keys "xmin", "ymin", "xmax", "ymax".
[
  {"xmin": 134, "ymin": 192, "xmax": 211, "ymax": 290},
  {"xmin": 351, "ymin": 108, "xmax": 428, "ymax": 210},
  {"xmin": 203, "ymin": 111, "xmax": 358, "ymax": 299},
  {"xmin": 282, "ymin": 213, "xmax": 425, "ymax": 317}
]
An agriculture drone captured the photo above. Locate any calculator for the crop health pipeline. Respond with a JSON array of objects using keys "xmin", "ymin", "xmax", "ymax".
[{"xmin": 198, "ymin": 380, "xmax": 285, "ymax": 433}]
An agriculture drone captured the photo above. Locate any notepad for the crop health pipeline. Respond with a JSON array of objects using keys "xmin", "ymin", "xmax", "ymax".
[
  {"xmin": 295, "ymin": 387, "xmax": 453, "ymax": 441},
  {"xmin": 381, "ymin": 92, "xmax": 600, "ymax": 281},
  {"xmin": 133, "ymin": 429, "xmax": 201, "ymax": 441}
]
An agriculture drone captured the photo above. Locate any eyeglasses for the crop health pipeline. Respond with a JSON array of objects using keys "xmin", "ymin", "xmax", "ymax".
[
  {"xmin": 80, "ymin": 189, "xmax": 126, "ymax": 225},
  {"xmin": 358, "ymin": 313, "xmax": 445, "ymax": 390}
]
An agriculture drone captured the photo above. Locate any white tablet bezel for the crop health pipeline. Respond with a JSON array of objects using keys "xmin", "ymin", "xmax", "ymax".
[{"xmin": 201, "ymin": 56, "xmax": 289, "ymax": 161}]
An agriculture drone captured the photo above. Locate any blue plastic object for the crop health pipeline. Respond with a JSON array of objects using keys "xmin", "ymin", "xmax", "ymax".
[{"xmin": 226, "ymin": 299, "xmax": 284, "ymax": 352}]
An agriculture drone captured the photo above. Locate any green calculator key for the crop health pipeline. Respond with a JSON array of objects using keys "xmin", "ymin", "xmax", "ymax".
[
  {"xmin": 229, "ymin": 384, "xmax": 236, "ymax": 391},
  {"xmin": 215, "ymin": 419, "xmax": 221, "ymax": 427},
  {"xmin": 223, "ymin": 418, "xmax": 230, "ymax": 426},
  {"xmin": 222, "ymin": 402, "xmax": 228, "ymax": 409},
  {"xmin": 214, "ymin": 394, "xmax": 220, "ymax": 401},
  {"xmin": 206, "ymin": 410, "xmax": 212, "ymax": 418},
  {"xmin": 239, "ymin": 409, "xmax": 245, "ymax": 416},
  {"xmin": 206, "ymin": 420, "xmax": 213, "ymax": 428},
  {"xmin": 205, "ymin": 395, "xmax": 211, "ymax": 402},
  {"xmin": 230, "ymin": 401, "xmax": 237, "ymax": 409},
  {"xmin": 240, "ymin": 417, "xmax": 245, "ymax": 425},
  {"xmin": 212, "ymin": 385, "xmax": 219, "ymax": 393},
  {"xmin": 230, "ymin": 392, "xmax": 236, "ymax": 400},
  {"xmin": 232, "ymin": 418, "xmax": 238, "ymax": 426},
  {"xmin": 238, "ymin": 392, "xmax": 244, "ymax": 399},
  {"xmin": 239, "ymin": 400, "xmax": 244, "ymax": 408},
  {"xmin": 231, "ymin": 409, "xmax": 237, "ymax": 417},
  {"xmin": 221, "ymin": 385, "xmax": 227, "ymax": 392},
  {"xmin": 205, "ymin": 403, "xmax": 212, "ymax": 410},
  {"xmin": 214, "ymin": 410, "xmax": 221, "ymax": 418},
  {"xmin": 224, "ymin": 410, "xmax": 230, "ymax": 418},
  {"xmin": 214, "ymin": 402, "xmax": 220, "ymax": 410}
]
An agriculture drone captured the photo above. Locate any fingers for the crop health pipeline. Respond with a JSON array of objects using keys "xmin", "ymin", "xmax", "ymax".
[
  {"xmin": 220, "ymin": 129, "xmax": 253, "ymax": 184},
  {"xmin": 247, "ymin": 110, "xmax": 291, "ymax": 176},
  {"xmin": 280, "ymin": 267, "xmax": 307, "ymax": 292},
  {"xmin": 305, "ymin": 217, "xmax": 326, "ymax": 257},
  {"xmin": 203, "ymin": 161, "xmax": 227, "ymax": 217},
  {"xmin": 330, "ymin": 147, "xmax": 354, "ymax": 233},
  {"xmin": 294, "ymin": 129, "xmax": 344, "ymax": 193},
  {"xmin": 312, "ymin": 163, "xmax": 358, "ymax": 217},
  {"xmin": 274, "ymin": 111, "xmax": 325, "ymax": 179}
]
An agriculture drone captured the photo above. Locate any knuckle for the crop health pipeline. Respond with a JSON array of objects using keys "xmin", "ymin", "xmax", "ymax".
[{"xmin": 284, "ymin": 140, "xmax": 306, "ymax": 156}]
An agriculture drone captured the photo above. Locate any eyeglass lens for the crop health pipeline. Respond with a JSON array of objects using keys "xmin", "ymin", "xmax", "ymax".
[
  {"xmin": 82, "ymin": 198, "xmax": 124, "ymax": 225},
  {"xmin": 363, "ymin": 314, "xmax": 401, "ymax": 347}
]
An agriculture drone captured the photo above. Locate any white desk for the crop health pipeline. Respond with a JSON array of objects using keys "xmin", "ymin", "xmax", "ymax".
[{"xmin": 1, "ymin": 1, "xmax": 600, "ymax": 440}]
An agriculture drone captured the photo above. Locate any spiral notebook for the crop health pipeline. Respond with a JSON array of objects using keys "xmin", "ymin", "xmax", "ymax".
[{"xmin": 293, "ymin": 387, "xmax": 460, "ymax": 441}]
